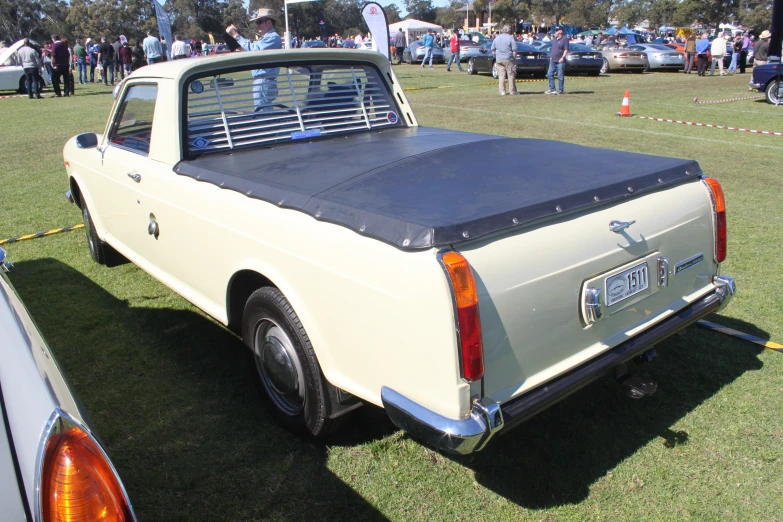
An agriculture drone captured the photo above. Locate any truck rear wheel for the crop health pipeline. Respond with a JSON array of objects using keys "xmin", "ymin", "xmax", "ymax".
[
  {"xmin": 766, "ymin": 80, "xmax": 782, "ymax": 105},
  {"xmin": 242, "ymin": 287, "xmax": 343, "ymax": 437}
]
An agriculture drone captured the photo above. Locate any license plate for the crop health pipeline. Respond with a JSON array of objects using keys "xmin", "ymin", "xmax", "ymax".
[{"xmin": 605, "ymin": 262, "xmax": 649, "ymax": 306}]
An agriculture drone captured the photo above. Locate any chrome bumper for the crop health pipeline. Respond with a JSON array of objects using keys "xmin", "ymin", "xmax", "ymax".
[
  {"xmin": 381, "ymin": 387, "xmax": 504, "ymax": 455},
  {"xmin": 382, "ymin": 276, "xmax": 735, "ymax": 455},
  {"xmin": 749, "ymin": 82, "xmax": 762, "ymax": 89}
]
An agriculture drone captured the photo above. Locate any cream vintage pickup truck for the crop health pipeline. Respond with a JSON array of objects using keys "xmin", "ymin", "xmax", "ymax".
[{"xmin": 63, "ymin": 50, "xmax": 735, "ymax": 455}]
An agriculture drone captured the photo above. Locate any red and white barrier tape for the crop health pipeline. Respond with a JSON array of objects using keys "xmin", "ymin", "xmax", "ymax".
[
  {"xmin": 635, "ymin": 116, "xmax": 783, "ymax": 137},
  {"xmin": 0, "ymin": 95, "xmax": 25, "ymax": 99},
  {"xmin": 693, "ymin": 95, "xmax": 764, "ymax": 104}
]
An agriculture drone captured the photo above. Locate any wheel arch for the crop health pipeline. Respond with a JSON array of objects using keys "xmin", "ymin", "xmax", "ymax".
[
  {"xmin": 226, "ymin": 269, "xmax": 278, "ymax": 333},
  {"xmin": 67, "ymin": 174, "xmax": 106, "ymax": 238}
]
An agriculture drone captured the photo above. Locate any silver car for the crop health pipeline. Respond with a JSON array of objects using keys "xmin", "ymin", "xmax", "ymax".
[
  {"xmin": 595, "ymin": 43, "xmax": 648, "ymax": 73},
  {"xmin": 628, "ymin": 44, "xmax": 684, "ymax": 71},
  {"xmin": 0, "ymin": 247, "xmax": 137, "ymax": 521},
  {"xmin": 401, "ymin": 40, "xmax": 445, "ymax": 64}
]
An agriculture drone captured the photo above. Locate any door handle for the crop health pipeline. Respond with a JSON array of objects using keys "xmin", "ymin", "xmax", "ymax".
[{"xmin": 127, "ymin": 172, "xmax": 141, "ymax": 183}]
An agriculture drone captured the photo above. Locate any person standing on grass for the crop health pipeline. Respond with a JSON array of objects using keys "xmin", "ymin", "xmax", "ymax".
[
  {"xmin": 739, "ymin": 32, "xmax": 750, "ymax": 73},
  {"xmin": 172, "ymin": 34, "xmax": 190, "ymax": 59},
  {"xmin": 74, "ymin": 39, "xmax": 87, "ymax": 84},
  {"xmin": 491, "ymin": 25, "xmax": 517, "ymax": 95},
  {"xmin": 446, "ymin": 30, "xmax": 464, "ymax": 72},
  {"xmin": 683, "ymin": 33, "xmax": 696, "ymax": 74},
  {"xmin": 120, "ymin": 41, "xmax": 133, "ymax": 77},
  {"xmin": 51, "ymin": 34, "xmax": 71, "ymax": 97},
  {"xmin": 727, "ymin": 35, "xmax": 740, "ymax": 74},
  {"xmin": 545, "ymin": 25, "xmax": 568, "ymax": 95},
  {"xmin": 710, "ymin": 32, "xmax": 726, "ymax": 76},
  {"xmin": 750, "ymin": 30, "xmax": 771, "ymax": 90},
  {"xmin": 88, "ymin": 39, "xmax": 99, "ymax": 81},
  {"xmin": 111, "ymin": 37, "xmax": 123, "ymax": 80},
  {"xmin": 143, "ymin": 31, "xmax": 163, "ymax": 65},
  {"xmin": 98, "ymin": 36, "xmax": 115, "ymax": 85},
  {"xmin": 421, "ymin": 29, "xmax": 436, "ymax": 69},
  {"xmin": 695, "ymin": 33, "xmax": 710, "ymax": 76},
  {"xmin": 394, "ymin": 28, "xmax": 406, "ymax": 65},
  {"xmin": 132, "ymin": 41, "xmax": 144, "ymax": 70},
  {"xmin": 17, "ymin": 39, "xmax": 42, "ymax": 99}
]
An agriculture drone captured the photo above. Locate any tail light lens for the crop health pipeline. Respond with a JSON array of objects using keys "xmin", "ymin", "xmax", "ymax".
[
  {"xmin": 703, "ymin": 177, "xmax": 727, "ymax": 262},
  {"xmin": 38, "ymin": 411, "xmax": 136, "ymax": 522},
  {"xmin": 439, "ymin": 251, "xmax": 484, "ymax": 382}
]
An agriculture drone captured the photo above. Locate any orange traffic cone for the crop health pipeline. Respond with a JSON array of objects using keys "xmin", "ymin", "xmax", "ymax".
[{"xmin": 617, "ymin": 90, "xmax": 631, "ymax": 116}]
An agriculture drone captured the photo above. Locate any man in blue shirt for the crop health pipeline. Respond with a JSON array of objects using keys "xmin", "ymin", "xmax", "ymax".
[
  {"xmin": 694, "ymin": 32, "xmax": 710, "ymax": 76},
  {"xmin": 227, "ymin": 8, "xmax": 283, "ymax": 111},
  {"xmin": 421, "ymin": 29, "xmax": 436, "ymax": 69},
  {"xmin": 546, "ymin": 26, "xmax": 569, "ymax": 95},
  {"xmin": 143, "ymin": 31, "xmax": 163, "ymax": 65}
]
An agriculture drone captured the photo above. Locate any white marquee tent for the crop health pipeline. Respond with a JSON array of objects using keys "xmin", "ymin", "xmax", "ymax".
[{"xmin": 389, "ymin": 19, "xmax": 444, "ymax": 45}]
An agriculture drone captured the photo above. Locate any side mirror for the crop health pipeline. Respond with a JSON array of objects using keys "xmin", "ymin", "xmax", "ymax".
[{"xmin": 75, "ymin": 133, "xmax": 98, "ymax": 149}]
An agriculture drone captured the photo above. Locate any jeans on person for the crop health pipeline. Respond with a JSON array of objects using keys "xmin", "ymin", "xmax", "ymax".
[
  {"xmin": 727, "ymin": 52, "xmax": 738, "ymax": 73},
  {"xmin": 147, "ymin": 56, "xmax": 161, "ymax": 65},
  {"xmin": 446, "ymin": 50, "xmax": 463, "ymax": 71},
  {"xmin": 497, "ymin": 59, "xmax": 516, "ymax": 94},
  {"xmin": 684, "ymin": 52, "xmax": 695, "ymax": 73},
  {"xmin": 395, "ymin": 46, "xmax": 404, "ymax": 63},
  {"xmin": 739, "ymin": 50, "xmax": 748, "ymax": 73},
  {"xmin": 115, "ymin": 59, "xmax": 123, "ymax": 80},
  {"xmin": 51, "ymin": 66, "xmax": 70, "ymax": 96},
  {"xmin": 124, "ymin": 63, "xmax": 132, "ymax": 75},
  {"xmin": 77, "ymin": 58, "xmax": 87, "ymax": 83},
  {"xmin": 710, "ymin": 55, "xmax": 724, "ymax": 75},
  {"xmin": 696, "ymin": 53, "xmax": 708, "ymax": 75},
  {"xmin": 421, "ymin": 47, "xmax": 434, "ymax": 67},
  {"xmin": 90, "ymin": 58, "xmax": 97, "ymax": 81},
  {"xmin": 252, "ymin": 77, "xmax": 278, "ymax": 112},
  {"xmin": 23, "ymin": 68, "xmax": 39, "ymax": 97},
  {"xmin": 101, "ymin": 59, "xmax": 114, "ymax": 84},
  {"xmin": 547, "ymin": 60, "xmax": 565, "ymax": 92}
]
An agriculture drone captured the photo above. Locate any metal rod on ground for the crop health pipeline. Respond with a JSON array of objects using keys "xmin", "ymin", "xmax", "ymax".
[
  {"xmin": 696, "ymin": 320, "xmax": 783, "ymax": 353},
  {"xmin": 0, "ymin": 224, "xmax": 84, "ymax": 246}
]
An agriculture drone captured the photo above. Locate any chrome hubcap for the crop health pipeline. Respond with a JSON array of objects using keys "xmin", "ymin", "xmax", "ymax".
[{"xmin": 254, "ymin": 319, "xmax": 305, "ymax": 416}]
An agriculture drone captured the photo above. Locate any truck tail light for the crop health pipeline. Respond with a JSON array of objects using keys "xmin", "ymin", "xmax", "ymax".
[
  {"xmin": 439, "ymin": 251, "xmax": 484, "ymax": 382},
  {"xmin": 703, "ymin": 177, "xmax": 727, "ymax": 262},
  {"xmin": 38, "ymin": 411, "xmax": 136, "ymax": 522}
]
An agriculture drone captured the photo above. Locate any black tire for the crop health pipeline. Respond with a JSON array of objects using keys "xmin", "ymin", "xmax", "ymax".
[
  {"xmin": 467, "ymin": 58, "xmax": 477, "ymax": 75},
  {"xmin": 492, "ymin": 61, "xmax": 498, "ymax": 79},
  {"xmin": 766, "ymin": 80, "xmax": 782, "ymax": 105},
  {"xmin": 588, "ymin": 70, "xmax": 601, "ymax": 77},
  {"xmin": 17, "ymin": 76, "xmax": 26, "ymax": 94},
  {"xmin": 601, "ymin": 58, "xmax": 610, "ymax": 74},
  {"xmin": 81, "ymin": 202, "xmax": 106, "ymax": 264},
  {"xmin": 242, "ymin": 287, "xmax": 344, "ymax": 437}
]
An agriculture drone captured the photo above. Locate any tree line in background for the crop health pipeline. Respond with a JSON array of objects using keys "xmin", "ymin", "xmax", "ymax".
[{"xmin": 0, "ymin": 0, "xmax": 773, "ymax": 46}]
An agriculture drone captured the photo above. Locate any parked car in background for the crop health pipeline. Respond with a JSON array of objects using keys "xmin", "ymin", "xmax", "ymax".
[
  {"xmin": 750, "ymin": 62, "xmax": 782, "ymax": 104},
  {"xmin": 539, "ymin": 42, "xmax": 603, "ymax": 75},
  {"xmin": 302, "ymin": 40, "xmax": 327, "ymax": 48},
  {"xmin": 627, "ymin": 44, "xmax": 684, "ymax": 71},
  {"xmin": 443, "ymin": 38, "xmax": 487, "ymax": 63},
  {"xmin": 341, "ymin": 41, "xmax": 357, "ymax": 49},
  {"xmin": 0, "ymin": 39, "xmax": 50, "ymax": 93},
  {"xmin": 595, "ymin": 43, "xmax": 648, "ymax": 73},
  {"xmin": 203, "ymin": 43, "xmax": 230, "ymax": 55},
  {"xmin": 63, "ymin": 49, "xmax": 736, "ymax": 455},
  {"xmin": 0, "ymin": 247, "xmax": 137, "ymax": 521},
  {"xmin": 402, "ymin": 40, "xmax": 445, "ymax": 64},
  {"xmin": 467, "ymin": 42, "xmax": 547, "ymax": 77}
]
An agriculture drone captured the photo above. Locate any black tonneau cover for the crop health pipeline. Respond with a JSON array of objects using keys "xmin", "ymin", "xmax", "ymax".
[{"xmin": 174, "ymin": 127, "xmax": 702, "ymax": 250}]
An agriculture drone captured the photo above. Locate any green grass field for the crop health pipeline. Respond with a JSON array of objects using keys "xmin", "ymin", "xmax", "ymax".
[{"xmin": 1, "ymin": 66, "xmax": 782, "ymax": 521}]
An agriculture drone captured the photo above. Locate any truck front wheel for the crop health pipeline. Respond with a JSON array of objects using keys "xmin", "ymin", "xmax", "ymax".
[{"xmin": 242, "ymin": 287, "xmax": 342, "ymax": 437}]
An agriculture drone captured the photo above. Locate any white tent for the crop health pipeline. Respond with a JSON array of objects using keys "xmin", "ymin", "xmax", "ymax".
[{"xmin": 389, "ymin": 19, "xmax": 444, "ymax": 45}]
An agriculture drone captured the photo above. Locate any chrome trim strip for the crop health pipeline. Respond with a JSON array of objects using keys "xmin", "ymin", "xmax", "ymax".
[
  {"xmin": 381, "ymin": 387, "xmax": 503, "ymax": 455},
  {"xmin": 65, "ymin": 190, "xmax": 74, "ymax": 204},
  {"xmin": 34, "ymin": 409, "xmax": 138, "ymax": 522},
  {"xmin": 701, "ymin": 178, "xmax": 719, "ymax": 264},
  {"xmin": 584, "ymin": 287, "xmax": 602, "ymax": 323},
  {"xmin": 657, "ymin": 257, "xmax": 669, "ymax": 287}
]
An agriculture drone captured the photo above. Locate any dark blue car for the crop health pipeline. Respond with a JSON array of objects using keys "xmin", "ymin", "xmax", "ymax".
[{"xmin": 750, "ymin": 62, "xmax": 782, "ymax": 104}]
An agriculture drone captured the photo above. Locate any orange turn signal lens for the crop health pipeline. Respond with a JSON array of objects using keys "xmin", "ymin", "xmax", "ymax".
[
  {"xmin": 703, "ymin": 177, "xmax": 727, "ymax": 263},
  {"xmin": 41, "ymin": 420, "xmax": 134, "ymax": 522},
  {"xmin": 440, "ymin": 251, "xmax": 484, "ymax": 382}
]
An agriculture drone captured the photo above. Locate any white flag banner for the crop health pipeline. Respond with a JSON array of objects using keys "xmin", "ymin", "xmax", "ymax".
[{"xmin": 361, "ymin": 2, "xmax": 390, "ymax": 61}]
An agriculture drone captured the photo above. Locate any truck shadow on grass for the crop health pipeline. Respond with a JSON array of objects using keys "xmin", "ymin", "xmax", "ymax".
[
  {"xmin": 10, "ymin": 258, "xmax": 389, "ymax": 522},
  {"xmin": 450, "ymin": 315, "xmax": 765, "ymax": 508}
]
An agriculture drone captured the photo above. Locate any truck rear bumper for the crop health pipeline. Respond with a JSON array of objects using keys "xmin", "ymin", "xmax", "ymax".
[{"xmin": 381, "ymin": 276, "xmax": 735, "ymax": 455}]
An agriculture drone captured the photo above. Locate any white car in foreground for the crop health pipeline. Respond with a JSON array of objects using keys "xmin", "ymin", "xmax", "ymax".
[
  {"xmin": 63, "ymin": 50, "xmax": 735, "ymax": 454},
  {"xmin": 0, "ymin": 39, "xmax": 49, "ymax": 93},
  {"xmin": 0, "ymin": 247, "xmax": 136, "ymax": 520}
]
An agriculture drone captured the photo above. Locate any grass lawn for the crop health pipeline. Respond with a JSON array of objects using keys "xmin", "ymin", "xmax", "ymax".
[{"xmin": 1, "ymin": 66, "xmax": 782, "ymax": 521}]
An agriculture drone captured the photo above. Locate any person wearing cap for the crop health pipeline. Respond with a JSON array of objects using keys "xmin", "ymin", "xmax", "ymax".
[
  {"xmin": 227, "ymin": 8, "xmax": 283, "ymax": 112},
  {"xmin": 545, "ymin": 26, "xmax": 568, "ymax": 95},
  {"xmin": 491, "ymin": 25, "xmax": 517, "ymax": 95}
]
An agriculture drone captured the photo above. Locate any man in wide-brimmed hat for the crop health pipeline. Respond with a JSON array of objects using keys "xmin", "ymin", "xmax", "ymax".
[{"xmin": 226, "ymin": 8, "xmax": 283, "ymax": 111}]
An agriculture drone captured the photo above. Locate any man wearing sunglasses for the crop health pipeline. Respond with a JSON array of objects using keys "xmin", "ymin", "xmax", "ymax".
[{"xmin": 227, "ymin": 8, "xmax": 283, "ymax": 111}]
